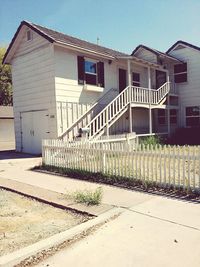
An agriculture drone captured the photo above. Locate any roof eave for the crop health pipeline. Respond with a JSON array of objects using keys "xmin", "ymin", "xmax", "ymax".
[
  {"xmin": 116, "ymin": 55, "xmax": 162, "ymax": 68},
  {"xmin": 132, "ymin": 45, "xmax": 182, "ymax": 63},
  {"xmin": 54, "ymin": 41, "xmax": 117, "ymax": 59},
  {"xmin": 3, "ymin": 20, "xmax": 54, "ymax": 64},
  {"xmin": 166, "ymin": 40, "xmax": 200, "ymax": 54}
]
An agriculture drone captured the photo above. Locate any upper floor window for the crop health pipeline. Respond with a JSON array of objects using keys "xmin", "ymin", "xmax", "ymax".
[
  {"xmin": 26, "ymin": 30, "xmax": 32, "ymax": 41},
  {"xmin": 174, "ymin": 63, "xmax": 187, "ymax": 83},
  {"xmin": 132, "ymin": 72, "xmax": 140, "ymax": 87},
  {"xmin": 85, "ymin": 60, "xmax": 97, "ymax": 85},
  {"xmin": 77, "ymin": 56, "xmax": 104, "ymax": 87},
  {"xmin": 186, "ymin": 106, "xmax": 200, "ymax": 127}
]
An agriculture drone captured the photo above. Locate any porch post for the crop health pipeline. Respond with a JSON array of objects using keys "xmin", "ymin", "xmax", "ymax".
[
  {"xmin": 127, "ymin": 59, "xmax": 132, "ymax": 87},
  {"xmin": 148, "ymin": 66, "xmax": 152, "ymax": 134},
  {"xmin": 127, "ymin": 59, "xmax": 132, "ymax": 133},
  {"xmin": 129, "ymin": 103, "xmax": 132, "ymax": 133},
  {"xmin": 166, "ymin": 70, "xmax": 170, "ymax": 137}
]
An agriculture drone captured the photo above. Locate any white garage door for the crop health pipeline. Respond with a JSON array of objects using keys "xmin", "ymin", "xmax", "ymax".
[{"xmin": 21, "ymin": 110, "xmax": 49, "ymax": 154}]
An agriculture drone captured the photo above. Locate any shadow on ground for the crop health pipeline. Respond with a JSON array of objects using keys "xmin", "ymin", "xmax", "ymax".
[{"xmin": 0, "ymin": 150, "xmax": 40, "ymax": 160}]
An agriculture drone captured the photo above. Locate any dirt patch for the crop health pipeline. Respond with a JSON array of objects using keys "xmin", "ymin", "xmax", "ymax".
[{"xmin": 0, "ymin": 189, "xmax": 90, "ymax": 256}]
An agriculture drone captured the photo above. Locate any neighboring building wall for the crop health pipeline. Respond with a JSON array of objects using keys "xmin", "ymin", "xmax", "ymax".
[
  {"xmin": 168, "ymin": 47, "xmax": 200, "ymax": 127},
  {"xmin": 11, "ymin": 27, "xmax": 57, "ymax": 151},
  {"xmin": 0, "ymin": 119, "xmax": 15, "ymax": 150},
  {"xmin": 0, "ymin": 106, "xmax": 15, "ymax": 151}
]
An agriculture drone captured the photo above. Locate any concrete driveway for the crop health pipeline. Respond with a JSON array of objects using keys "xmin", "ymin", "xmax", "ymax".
[{"xmin": 0, "ymin": 151, "xmax": 200, "ymax": 267}]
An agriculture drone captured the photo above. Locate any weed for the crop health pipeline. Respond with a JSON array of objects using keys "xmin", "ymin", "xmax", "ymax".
[{"xmin": 70, "ymin": 187, "xmax": 103, "ymax": 206}]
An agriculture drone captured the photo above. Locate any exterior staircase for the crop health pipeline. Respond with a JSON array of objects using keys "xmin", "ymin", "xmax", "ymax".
[{"xmin": 60, "ymin": 82, "xmax": 170, "ymax": 141}]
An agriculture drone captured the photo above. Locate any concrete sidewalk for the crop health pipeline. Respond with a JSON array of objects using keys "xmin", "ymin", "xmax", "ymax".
[{"xmin": 1, "ymin": 152, "xmax": 200, "ymax": 267}]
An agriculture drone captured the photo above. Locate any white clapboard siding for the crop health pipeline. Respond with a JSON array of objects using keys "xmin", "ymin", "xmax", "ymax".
[
  {"xmin": 11, "ymin": 29, "xmax": 57, "ymax": 151},
  {"xmin": 43, "ymin": 140, "xmax": 200, "ymax": 193},
  {"xmin": 169, "ymin": 46, "xmax": 200, "ymax": 127}
]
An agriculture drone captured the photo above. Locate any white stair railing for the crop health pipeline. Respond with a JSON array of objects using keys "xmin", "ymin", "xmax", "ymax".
[
  {"xmin": 86, "ymin": 86, "xmax": 130, "ymax": 140},
  {"xmin": 86, "ymin": 82, "xmax": 170, "ymax": 140},
  {"xmin": 60, "ymin": 88, "xmax": 117, "ymax": 140},
  {"xmin": 130, "ymin": 82, "xmax": 170, "ymax": 105},
  {"xmin": 60, "ymin": 82, "xmax": 170, "ymax": 141}
]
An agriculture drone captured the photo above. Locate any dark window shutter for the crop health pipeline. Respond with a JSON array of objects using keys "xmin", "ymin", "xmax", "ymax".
[
  {"xmin": 77, "ymin": 56, "xmax": 85, "ymax": 84},
  {"xmin": 97, "ymin": 62, "xmax": 104, "ymax": 87},
  {"xmin": 119, "ymin": 68, "xmax": 127, "ymax": 92}
]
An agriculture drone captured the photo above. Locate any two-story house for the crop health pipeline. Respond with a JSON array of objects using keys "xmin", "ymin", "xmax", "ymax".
[{"xmin": 3, "ymin": 21, "xmax": 200, "ymax": 154}]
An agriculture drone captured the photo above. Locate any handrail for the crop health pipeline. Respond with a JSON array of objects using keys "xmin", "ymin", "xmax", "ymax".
[
  {"xmin": 60, "ymin": 82, "xmax": 170, "ymax": 141},
  {"xmin": 86, "ymin": 82, "xmax": 170, "ymax": 140},
  {"xmin": 59, "ymin": 87, "xmax": 117, "ymax": 139},
  {"xmin": 86, "ymin": 85, "xmax": 130, "ymax": 139},
  {"xmin": 87, "ymin": 85, "xmax": 130, "ymax": 128}
]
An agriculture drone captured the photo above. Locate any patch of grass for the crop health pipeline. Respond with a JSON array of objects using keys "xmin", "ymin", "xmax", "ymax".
[
  {"xmin": 71, "ymin": 187, "xmax": 103, "ymax": 206},
  {"xmin": 140, "ymin": 135, "xmax": 164, "ymax": 147}
]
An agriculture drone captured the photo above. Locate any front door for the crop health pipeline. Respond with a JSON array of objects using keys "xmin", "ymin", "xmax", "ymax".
[
  {"xmin": 21, "ymin": 110, "xmax": 49, "ymax": 154},
  {"xmin": 156, "ymin": 70, "xmax": 166, "ymax": 89},
  {"xmin": 119, "ymin": 68, "xmax": 127, "ymax": 93}
]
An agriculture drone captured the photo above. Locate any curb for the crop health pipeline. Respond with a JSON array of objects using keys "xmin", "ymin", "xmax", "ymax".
[{"xmin": 0, "ymin": 207, "xmax": 123, "ymax": 267}]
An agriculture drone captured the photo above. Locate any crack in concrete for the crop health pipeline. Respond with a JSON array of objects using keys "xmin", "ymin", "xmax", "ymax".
[{"xmin": 117, "ymin": 205, "xmax": 200, "ymax": 231}]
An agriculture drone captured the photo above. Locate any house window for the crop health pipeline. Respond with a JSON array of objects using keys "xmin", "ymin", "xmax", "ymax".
[
  {"xmin": 170, "ymin": 109, "xmax": 177, "ymax": 124},
  {"xmin": 186, "ymin": 106, "xmax": 200, "ymax": 127},
  {"xmin": 158, "ymin": 109, "xmax": 178, "ymax": 125},
  {"xmin": 77, "ymin": 56, "xmax": 104, "ymax": 87},
  {"xmin": 132, "ymin": 72, "xmax": 140, "ymax": 87},
  {"xmin": 26, "ymin": 30, "xmax": 32, "ymax": 41},
  {"xmin": 158, "ymin": 109, "xmax": 166, "ymax": 125},
  {"xmin": 85, "ymin": 60, "xmax": 97, "ymax": 86},
  {"xmin": 174, "ymin": 63, "xmax": 187, "ymax": 83}
]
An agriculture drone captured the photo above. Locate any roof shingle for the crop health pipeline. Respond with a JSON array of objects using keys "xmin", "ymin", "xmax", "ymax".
[{"xmin": 31, "ymin": 22, "xmax": 128, "ymax": 58}]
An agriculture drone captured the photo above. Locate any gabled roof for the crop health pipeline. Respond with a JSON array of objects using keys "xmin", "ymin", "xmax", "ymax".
[
  {"xmin": 132, "ymin": 44, "xmax": 182, "ymax": 63},
  {"xmin": 3, "ymin": 20, "xmax": 128, "ymax": 64},
  {"xmin": 166, "ymin": 40, "xmax": 200, "ymax": 54}
]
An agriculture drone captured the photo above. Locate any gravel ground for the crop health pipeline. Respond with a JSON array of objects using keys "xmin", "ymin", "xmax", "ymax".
[{"xmin": 0, "ymin": 189, "xmax": 90, "ymax": 256}]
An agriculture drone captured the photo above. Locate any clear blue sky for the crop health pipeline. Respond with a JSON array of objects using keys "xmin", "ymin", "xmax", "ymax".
[{"xmin": 0, "ymin": 0, "xmax": 200, "ymax": 54}]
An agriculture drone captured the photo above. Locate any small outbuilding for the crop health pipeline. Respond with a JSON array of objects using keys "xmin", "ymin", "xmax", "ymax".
[{"xmin": 0, "ymin": 106, "xmax": 15, "ymax": 151}]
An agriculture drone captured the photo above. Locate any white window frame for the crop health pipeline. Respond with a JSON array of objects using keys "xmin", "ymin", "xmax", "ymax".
[
  {"xmin": 174, "ymin": 63, "xmax": 187, "ymax": 83},
  {"xmin": 84, "ymin": 58, "xmax": 97, "ymax": 76},
  {"xmin": 185, "ymin": 106, "xmax": 200, "ymax": 127},
  {"xmin": 132, "ymin": 72, "xmax": 140, "ymax": 87}
]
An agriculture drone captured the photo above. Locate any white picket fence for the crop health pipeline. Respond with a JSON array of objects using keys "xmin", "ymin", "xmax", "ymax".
[{"xmin": 42, "ymin": 139, "xmax": 200, "ymax": 193}]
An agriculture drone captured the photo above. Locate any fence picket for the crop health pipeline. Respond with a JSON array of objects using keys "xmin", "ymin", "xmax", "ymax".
[{"xmin": 42, "ymin": 139, "xmax": 200, "ymax": 194}]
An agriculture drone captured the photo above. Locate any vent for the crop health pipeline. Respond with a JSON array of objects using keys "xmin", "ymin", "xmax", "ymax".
[{"xmin": 26, "ymin": 30, "xmax": 32, "ymax": 41}]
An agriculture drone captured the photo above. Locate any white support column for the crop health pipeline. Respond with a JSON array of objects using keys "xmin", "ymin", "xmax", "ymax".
[
  {"xmin": 129, "ymin": 103, "xmax": 132, "ymax": 133},
  {"xmin": 148, "ymin": 66, "xmax": 152, "ymax": 134},
  {"xmin": 128, "ymin": 59, "xmax": 132, "ymax": 133},
  {"xmin": 127, "ymin": 59, "xmax": 132, "ymax": 87},
  {"xmin": 166, "ymin": 70, "xmax": 170, "ymax": 137}
]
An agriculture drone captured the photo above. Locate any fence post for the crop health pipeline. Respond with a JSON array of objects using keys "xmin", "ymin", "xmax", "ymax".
[{"xmin": 102, "ymin": 151, "xmax": 106, "ymax": 173}]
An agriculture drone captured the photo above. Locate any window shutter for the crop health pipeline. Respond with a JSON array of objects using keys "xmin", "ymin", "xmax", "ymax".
[
  {"xmin": 77, "ymin": 56, "xmax": 85, "ymax": 84},
  {"xmin": 97, "ymin": 62, "xmax": 104, "ymax": 87},
  {"xmin": 119, "ymin": 68, "xmax": 127, "ymax": 92}
]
